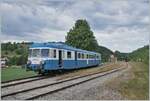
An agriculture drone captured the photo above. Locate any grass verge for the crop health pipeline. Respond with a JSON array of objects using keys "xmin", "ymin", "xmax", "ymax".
[
  {"xmin": 120, "ymin": 62, "xmax": 149, "ymax": 100},
  {"xmin": 1, "ymin": 66, "xmax": 37, "ymax": 82},
  {"xmin": 106, "ymin": 62, "xmax": 149, "ymax": 100}
]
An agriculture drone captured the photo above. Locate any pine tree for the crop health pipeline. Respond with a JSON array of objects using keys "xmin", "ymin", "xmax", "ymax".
[{"xmin": 65, "ymin": 19, "xmax": 98, "ymax": 51}]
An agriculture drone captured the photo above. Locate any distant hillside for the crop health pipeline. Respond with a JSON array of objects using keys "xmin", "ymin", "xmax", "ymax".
[
  {"xmin": 3, "ymin": 42, "xmax": 148, "ymax": 65},
  {"xmin": 114, "ymin": 51, "xmax": 129, "ymax": 61},
  {"xmin": 96, "ymin": 46, "xmax": 113, "ymax": 62},
  {"xmin": 114, "ymin": 45, "xmax": 149, "ymax": 64},
  {"xmin": 129, "ymin": 45, "xmax": 149, "ymax": 64}
]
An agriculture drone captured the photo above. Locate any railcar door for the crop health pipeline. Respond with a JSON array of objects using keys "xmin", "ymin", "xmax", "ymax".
[
  {"xmin": 58, "ymin": 50, "xmax": 62, "ymax": 67},
  {"xmin": 75, "ymin": 51, "xmax": 77, "ymax": 68}
]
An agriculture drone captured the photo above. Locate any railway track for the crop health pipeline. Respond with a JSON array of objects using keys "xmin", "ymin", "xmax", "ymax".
[
  {"xmin": 1, "ymin": 63, "xmax": 126, "ymax": 100},
  {"xmin": 1, "ymin": 75, "xmax": 49, "ymax": 88},
  {"xmin": 1, "ymin": 75, "xmax": 41, "ymax": 84},
  {"xmin": 1, "ymin": 63, "xmax": 115, "ymax": 88}
]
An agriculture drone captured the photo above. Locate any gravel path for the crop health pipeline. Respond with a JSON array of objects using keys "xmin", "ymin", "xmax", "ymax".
[{"xmin": 36, "ymin": 63, "xmax": 129, "ymax": 100}]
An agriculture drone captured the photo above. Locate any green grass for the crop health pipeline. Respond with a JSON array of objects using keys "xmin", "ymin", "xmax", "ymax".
[
  {"xmin": 120, "ymin": 62, "xmax": 149, "ymax": 100},
  {"xmin": 1, "ymin": 66, "xmax": 37, "ymax": 82}
]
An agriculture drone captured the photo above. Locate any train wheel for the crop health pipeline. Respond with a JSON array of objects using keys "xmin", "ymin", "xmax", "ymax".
[
  {"xmin": 41, "ymin": 72, "xmax": 45, "ymax": 76},
  {"xmin": 38, "ymin": 70, "xmax": 41, "ymax": 74},
  {"xmin": 38, "ymin": 70, "xmax": 45, "ymax": 75},
  {"xmin": 58, "ymin": 70, "xmax": 63, "ymax": 74}
]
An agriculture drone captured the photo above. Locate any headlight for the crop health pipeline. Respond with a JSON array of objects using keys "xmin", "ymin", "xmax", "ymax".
[
  {"xmin": 27, "ymin": 60, "xmax": 31, "ymax": 64},
  {"xmin": 40, "ymin": 60, "xmax": 45, "ymax": 64}
]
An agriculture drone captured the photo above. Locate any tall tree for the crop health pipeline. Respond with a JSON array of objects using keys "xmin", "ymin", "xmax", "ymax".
[{"xmin": 65, "ymin": 19, "xmax": 98, "ymax": 51}]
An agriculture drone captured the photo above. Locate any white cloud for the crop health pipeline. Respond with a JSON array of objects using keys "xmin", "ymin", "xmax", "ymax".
[
  {"xmin": 1, "ymin": 0, "xmax": 149, "ymax": 52},
  {"xmin": 38, "ymin": 28, "xmax": 67, "ymax": 42},
  {"xmin": 141, "ymin": 16, "xmax": 150, "ymax": 24},
  {"xmin": 94, "ymin": 26, "xmax": 149, "ymax": 52}
]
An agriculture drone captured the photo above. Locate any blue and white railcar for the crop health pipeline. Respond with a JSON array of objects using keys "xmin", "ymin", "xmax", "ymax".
[{"xmin": 26, "ymin": 42, "xmax": 101, "ymax": 74}]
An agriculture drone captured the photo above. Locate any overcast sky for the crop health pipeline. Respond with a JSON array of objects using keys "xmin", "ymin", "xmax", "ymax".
[{"xmin": 1, "ymin": 0, "xmax": 149, "ymax": 52}]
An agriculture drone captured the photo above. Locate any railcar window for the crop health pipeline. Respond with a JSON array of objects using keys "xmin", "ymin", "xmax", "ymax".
[
  {"xmin": 89, "ymin": 55, "xmax": 92, "ymax": 59},
  {"xmin": 88, "ymin": 54, "xmax": 90, "ymax": 59},
  {"xmin": 67, "ymin": 51, "xmax": 71, "ymax": 58},
  {"xmin": 49, "ymin": 49, "xmax": 56, "ymax": 58},
  {"xmin": 62, "ymin": 50, "xmax": 65, "ymax": 58},
  {"xmin": 82, "ymin": 53, "xmax": 84, "ymax": 59},
  {"xmin": 93, "ymin": 55, "xmax": 95, "ymax": 59},
  {"xmin": 41, "ymin": 49, "xmax": 49, "ymax": 57},
  {"xmin": 53, "ymin": 49, "xmax": 56, "ymax": 58},
  {"xmin": 94, "ymin": 55, "xmax": 96, "ymax": 59},
  {"xmin": 29, "ymin": 49, "xmax": 32, "ymax": 57},
  {"xmin": 90, "ymin": 55, "xmax": 94, "ymax": 59},
  {"xmin": 84, "ymin": 54, "xmax": 87, "ymax": 59},
  {"xmin": 90, "ymin": 55, "xmax": 92, "ymax": 59},
  {"xmin": 89, "ymin": 55, "xmax": 90, "ymax": 59},
  {"xmin": 78, "ymin": 53, "xmax": 81, "ymax": 59},
  {"xmin": 32, "ymin": 49, "xmax": 40, "ymax": 57},
  {"xmin": 86, "ymin": 54, "xmax": 88, "ymax": 59}
]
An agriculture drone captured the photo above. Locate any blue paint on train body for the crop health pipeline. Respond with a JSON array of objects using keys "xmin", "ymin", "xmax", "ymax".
[{"xmin": 26, "ymin": 42, "xmax": 101, "ymax": 73}]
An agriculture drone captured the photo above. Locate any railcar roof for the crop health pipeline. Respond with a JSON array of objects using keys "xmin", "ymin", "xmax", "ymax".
[{"xmin": 30, "ymin": 42, "xmax": 100, "ymax": 55}]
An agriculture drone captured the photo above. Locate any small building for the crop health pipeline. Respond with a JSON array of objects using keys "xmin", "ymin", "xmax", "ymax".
[
  {"xmin": 109, "ymin": 54, "xmax": 117, "ymax": 63},
  {"xmin": 1, "ymin": 57, "xmax": 8, "ymax": 68}
]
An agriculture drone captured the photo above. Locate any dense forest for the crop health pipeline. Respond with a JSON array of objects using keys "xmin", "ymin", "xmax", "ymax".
[
  {"xmin": 1, "ymin": 42, "xmax": 32, "ymax": 65},
  {"xmin": 1, "ymin": 42, "xmax": 113, "ymax": 65},
  {"xmin": 1, "ymin": 19, "xmax": 149, "ymax": 66}
]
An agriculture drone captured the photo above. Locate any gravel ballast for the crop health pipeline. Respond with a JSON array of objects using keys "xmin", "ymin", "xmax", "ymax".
[
  {"xmin": 36, "ymin": 63, "xmax": 129, "ymax": 100},
  {"xmin": 2, "ymin": 62, "xmax": 129, "ymax": 100}
]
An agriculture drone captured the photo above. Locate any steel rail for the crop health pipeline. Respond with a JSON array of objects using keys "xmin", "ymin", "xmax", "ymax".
[
  {"xmin": 1, "ymin": 63, "xmax": 116, "ymax": 88},
  {"xmin": 1, "ymin": 76, "xmax": 48, "ymax": 88},
  {"xmin": 27, "ymin": 67, "xmax": 125, "ymax": 100},
  {"xmin": 1, "ymin": 64, "xmax": 125, "ymax": 100},
  {"xmin": 1, "ymin": 75, "xmax": 41, "ymax": 84}
]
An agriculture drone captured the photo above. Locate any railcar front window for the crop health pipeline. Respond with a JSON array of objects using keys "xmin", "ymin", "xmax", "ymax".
[
  {"xmin": 32, "ymin": 49, "xmax": 40, "ymax": 57},
  {"xmin": 41, "ymin": 49, "xmax": 49, "ymax": 57}
]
